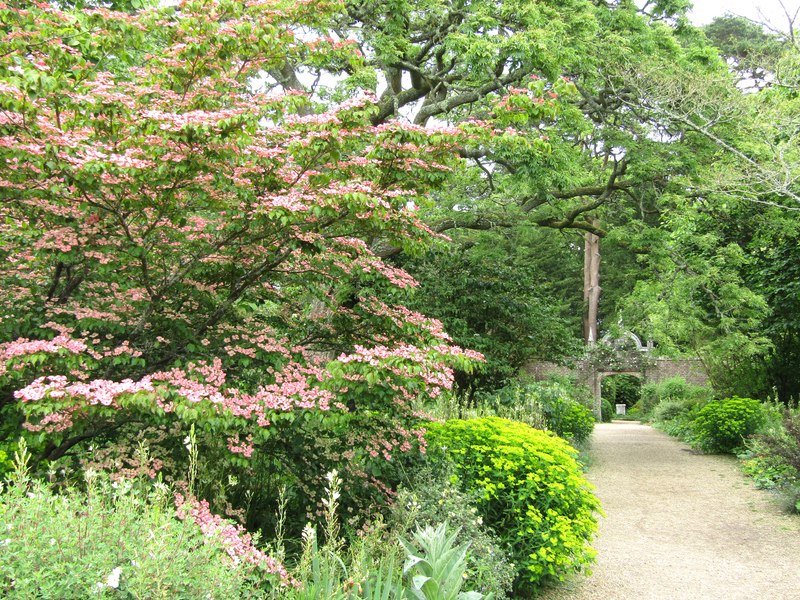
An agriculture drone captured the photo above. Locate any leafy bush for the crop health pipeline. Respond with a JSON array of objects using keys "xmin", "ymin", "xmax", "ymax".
[
  {"xmin": 601, "ymin": 398, "xmax": 614, "ymax": 423},
  {"xmin": 650, "ymin": 395, "xmax": 708, "ymax": 443},
  {"xmin": 391, "ymin": 466, "xmax": 515, "ymax": 599},
  {"xmin": 425, "ymin": 417, "xmax": 601, "ymax": 596},
  {"xmin": 271, "ymin": 470, "xmax": 498, "ymax": 600},
  {"xmin": 0, "ymin": 458, "xmax": 286, "ymax": 598},
  {"xmin": 652, "ymin": 398, "xmax": 700, "ymax": 423},
  {"xmin": 400, "ymin": 523, "xmax": 491, "ymax": 600},
  {"xmin": 481, "ymin": 380, "xmax": 595, "ymax": 443},
  {"xmin": 544, "ymin": 398, "xmax": 596, "ymax": 443},
  {"xmin": 746, "ymin": 407, "xmax": 800, "ymax": 512},
  {"xmin": 638, "ymin": 377, "xmax": 714, "ymax": 418},
  {"xmin": 691, "ymin": 397, "xmax": 764, "ymax": 453}
]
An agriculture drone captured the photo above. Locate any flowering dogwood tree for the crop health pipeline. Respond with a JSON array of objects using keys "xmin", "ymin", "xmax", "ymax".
[{"xmin": 0, "ymin": 0, "xmax": 491, "ymax": 525}]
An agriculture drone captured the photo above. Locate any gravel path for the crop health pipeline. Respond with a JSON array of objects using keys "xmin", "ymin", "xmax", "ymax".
[{"xmin": 540, "ymin": 421, "xmax": 800, "ymax": 600}]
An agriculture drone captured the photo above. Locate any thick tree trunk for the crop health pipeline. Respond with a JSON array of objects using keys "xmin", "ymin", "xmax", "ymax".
[{"xmin": 583, "ymin": 223, "xmax": 601, "ymax": 345}]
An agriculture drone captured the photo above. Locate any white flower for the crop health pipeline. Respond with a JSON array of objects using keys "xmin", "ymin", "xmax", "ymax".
[
  {"xmin": 106, "ymin": 567, "xmax": 122, "ymax": 589},
  {"xmin": 49, "ymin": 538, "xmax": 56, "ymax": 546},
  {"xmin": 301, "ymin": 523, "xmax": 316, "ymax": 544},
  {"xmin": 0, "ymin": 538, "xmax": 10, "ymax": 547}
]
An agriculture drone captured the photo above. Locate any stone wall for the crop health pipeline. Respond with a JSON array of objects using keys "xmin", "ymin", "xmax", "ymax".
[
  {"xmin": 648, "ymin": 358, "xmax": 708, "ymax": 387},
  {"xmin": 523, "ymin": 357, "xmax": 709, "ymax": 419}
]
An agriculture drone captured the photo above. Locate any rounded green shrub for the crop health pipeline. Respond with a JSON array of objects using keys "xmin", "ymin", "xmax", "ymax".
[
  {"xmin": 692, "ymin": 396, "xmax": 764, "ymax": 453},
  {"xmin": 601, "ymin": 398, "xmax": 614, "ymax": 423},
  {"xmin": 486, "ymin": 380, "xmax": 595, "ymax": 443},
  {"xmin": 653, "ymin": 397, "xmax": 701, "ymax": 423},
  {"xmin": 544, "ymin": 397, "xmax": 596, "ymax": 443},
  {"xmin": 425, "ymin": 417, "xmax": 601, "ymax": 596}
]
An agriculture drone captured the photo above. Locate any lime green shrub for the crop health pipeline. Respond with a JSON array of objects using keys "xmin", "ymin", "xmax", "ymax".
[
  {"xmin": 425, "ymin": 417, "xmax": 601, "ymax": 596},
  {"xmin": 692, "ymin": 397, "xmax": 764, "ymax": 453}
]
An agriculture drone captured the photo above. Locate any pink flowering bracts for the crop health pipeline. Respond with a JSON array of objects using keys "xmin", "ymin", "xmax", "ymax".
[
  {"xmin": 174, "ymin": 492, "xmax": 295, "ymax": 586},
  {"xmin": 0, "ymin": 0, "xmax": 486, "ymax": 527}
]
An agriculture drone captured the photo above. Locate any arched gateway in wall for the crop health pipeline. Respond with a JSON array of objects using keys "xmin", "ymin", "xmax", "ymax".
[{"xmin": 524, "ymin": 333, "xmax": 709, "ymax": 420}]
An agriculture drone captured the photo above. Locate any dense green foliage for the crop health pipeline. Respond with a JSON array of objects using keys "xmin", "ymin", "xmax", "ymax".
[
  {"xmin": 487, "ymin": 380, "xmax": 596, "ymax": 444},
  {"xmin": 0, "ymin": 474, "xmax": 281, "ymax": 598},
  {"xmin": 403, "ymin": 243, "xmax": 578, "ymax": 398},
  {"xmin": 744, "ymin": 406, "xmax": 800, "ymax": 512},
  {"xmin": 601, "ymin": 375, "xmax": 641, "ymax": 409},
  {"xmin": 1, "ymin": 458, "xmax": 502, "ymax": 599},
  {"xmin": 391, "ymin": 465, "xmax": 515, "ymax": 599},
  {"xmin": 637, "ymin": 377, "xmax": 715, "ymax": 418},
  {"xmin": 4, "ymin": 0, "xmax": 800, "ymax": 596},
  {"xmin": 691, "ymin": 397, "xmax": 765, "ymax": 454},
  {"xmin": 600, "ymin": 398, "xmax": 614, "ymax": 423},
  {"xmin": 425, "ymin": 418, "xmax": 601, "ymax": 596}
]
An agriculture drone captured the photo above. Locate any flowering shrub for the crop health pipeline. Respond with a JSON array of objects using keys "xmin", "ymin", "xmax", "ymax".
[
  {"xmin": 691, "ymin": 396, "xmax": 764, "ymax": 454},
  {"xmin": 0, "ymin": 470, "xmax": 286, "ymax": 598},
  {"xmin": 425, "ymin": 417, "xmax": 601, "ymax": 596},
  {"xmin": 0, "ymin": 0, "xmax": 488, "ymax": 527}
]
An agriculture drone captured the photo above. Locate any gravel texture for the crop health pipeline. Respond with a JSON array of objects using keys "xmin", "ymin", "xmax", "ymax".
[{"xmin": 539, "ymin": 421, "xmax": 800, "ymax": 600}]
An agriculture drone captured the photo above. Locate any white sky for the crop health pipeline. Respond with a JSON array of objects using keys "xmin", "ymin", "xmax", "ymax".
[{"xmin": 689, "ymin": 0, "xmax": 799, "ymax": 28}]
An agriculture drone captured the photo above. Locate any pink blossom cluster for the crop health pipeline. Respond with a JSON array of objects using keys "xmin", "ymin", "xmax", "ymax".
[
  {"xmin": 174, "ymin": 493, "xmax": 293, "ymax": 585},
  {"xmin": 363, "ymin": 423, "xmax": 425, "ymax": 461},
  {"xmin": 361, "ymin": 296, "xmax": 452, "ymax": 341},
  {"xmin": 0, "ymin": 335, "xmax": 88, "ymax": 360},
  {"xmin": 226, "ymin": 433, "xmax": 255, "ymax": 458},
  {"xmin": 14, "ymin": 358, "xmax": 336, "ymax": 434},
  {"xmin": 337, "ymin": 344, "xmax": 454, "ymax": 394}
]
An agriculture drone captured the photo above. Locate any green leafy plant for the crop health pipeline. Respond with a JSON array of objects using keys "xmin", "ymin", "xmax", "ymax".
[
  {"xmin": 0, "ymin": 445, "xmax": 284, "ymax": 599},
  {"xmin": 601, "ymin": 398, "xmax": 614, "ymax": 423},
  {"xmin": 391, "ymin": 465, "xmax": 515, "ymax": 599},
  {"xmin": 544, "ymin": 398, "xmax": 596, "ymax": 443},
  {"xmin": 745, "ymin": 406, "xmax": 800, "ymax": 513},
  {"xmin": 482, "ymin": 380, "xmax": 595, "ymax": 443},
  {"xmin": 425, "ymin": 417, "xmax": 601, "ymax": 597},
  {"xmin": 692, "ymin": 397, "xmax": 764, "ymax": 453},
  {"xmin": 401, "ymin": 523, "xmax": 490, "ymax": 600},
  {"xmin": 638, "ymin": 377, "xmax": 714, "ymax": 418}
]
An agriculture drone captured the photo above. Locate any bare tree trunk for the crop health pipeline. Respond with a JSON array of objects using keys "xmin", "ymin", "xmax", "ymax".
[{"xmin": 583, "ymin": 221, "xmax": 601, "ymax": 345}]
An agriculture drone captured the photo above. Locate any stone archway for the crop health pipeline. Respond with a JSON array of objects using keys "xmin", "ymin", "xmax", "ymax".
[
  {"xmin": 524, "ymin": 334, "xmax": 709, "ymax": 420},
  {"xmin": 594, "ymin": 371, "xmax": 643, "ymax": 417}
]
